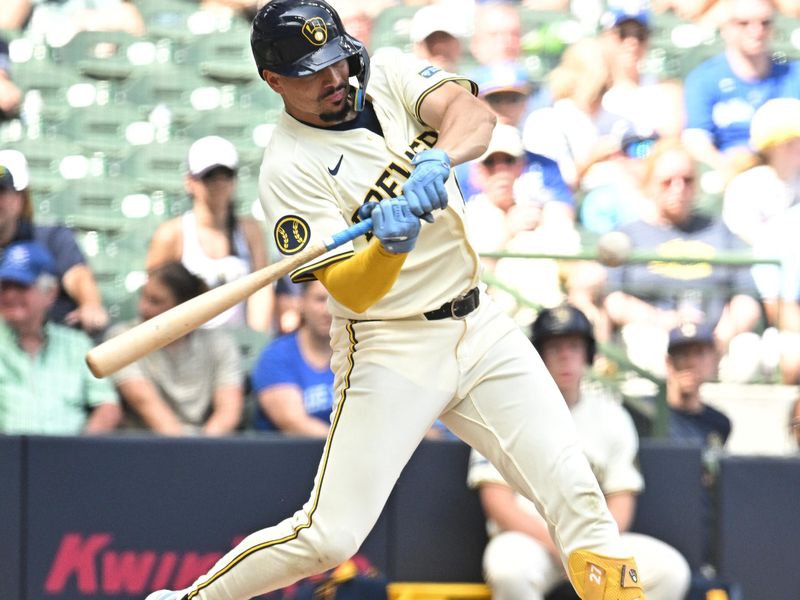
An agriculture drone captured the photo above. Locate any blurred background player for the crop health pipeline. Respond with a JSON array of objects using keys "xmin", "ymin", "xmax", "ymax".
[{"xmin": 468, "ymin": 304, "xmax": 691, "ymax": 600}]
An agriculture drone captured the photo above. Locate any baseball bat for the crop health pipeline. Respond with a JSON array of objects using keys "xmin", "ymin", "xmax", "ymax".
[{"xmin": 86, "ymin": 217, "xmax": 374, "ymax": 378}]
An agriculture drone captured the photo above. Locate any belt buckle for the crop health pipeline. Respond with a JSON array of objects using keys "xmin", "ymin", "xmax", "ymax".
[{"xmin": 450, "ymin": 290, "xmax": 473, "ymax": 320}]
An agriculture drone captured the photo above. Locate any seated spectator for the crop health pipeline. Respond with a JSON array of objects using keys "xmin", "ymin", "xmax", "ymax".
[
  {"xmin": 147, "ymin": 136, "xmax": 273, "ymax": 332},
  {"xmin": 466, "ymin": 124, "xmax": 579, "ymax": 318},
  {"xmin": 470, "ymin": 1, "xmax": 522, "ymax": 66},
  {"xmin": 522, "ymin": 37, "xmax": 632, "ymax": 192},
  {"xmin": 0, "ymin": 150, "xmax": 109, "ymax": 335},
  {"xmin": 457, "ymin": 62, "xmax": 575, "ymax": 208},
  {"xmin": 722, "ymin": 97, "xmax": 800, "ymax": 245},
  {"xmin": 409, "ymin": 4, "xmax": 466, "ymax": 73},
  {"xmin": 751, "ymin": 202, "xmax": 800, "ymax": 383},
  {"xmin": 251, "ymin": 280, "xmax": 333, "ymax": 437},
  {"xmin": 578, "ymin": 129, "xmax": 660, "ymax": 235},
  {"xmin": 0, "ymin": 0, "xmax": 30, "ymax": 30},
  {"xmin": 0, "ymin": 241, "xmax": 120, "ymax": 435},
  {"xmin": 108, "ymin": 262, "xmax": 244, "ymax": 436},
  {"xmin": 682, "ymin": 0, "xmax": 800, "ymax": 180},
  {"xmin": 665, "ymin": 322, "xmax": 732, "ymax": 448},
  {"xmin": 0, "ymin": 36, "xmax": 21, "ymax": 122},
  {"xmin": 599, "ymin": 6, "xmax": 685, "ymax": 138},
  {"xmin": 603, "ymin": 138, "xmax": 762, "ymax": 378},
  {"xmin": 468, "ymin": 305, "xmax": 691, "ymax": 600}
]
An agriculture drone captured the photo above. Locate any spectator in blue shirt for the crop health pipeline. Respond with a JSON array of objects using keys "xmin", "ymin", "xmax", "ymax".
[
  {"xmin": 250, "ymin": 280, "xmax": 333, "ymax": 436},
  {"xmin": 682, "ymin": 0, "xmax": 800, "ymax": 178}
]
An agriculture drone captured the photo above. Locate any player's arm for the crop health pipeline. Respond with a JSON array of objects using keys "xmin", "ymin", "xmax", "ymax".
[
  {"xmin": 419, "ymin": 81, "xmax": 496, "ymax": 167},
  {"xmin": 402, "ymin": 82, "xmax": 495, "ymax": 219},
  {"xmin": 258, "ymin": 384, "xmax": 330, "ymax": 437},
  {"xmin": 315, "ymin": 198, "xmax": 419, "ymax": 313},
  {"xmin": 478, "ymin": 482, "xmax": 560, "ymax": 558}
]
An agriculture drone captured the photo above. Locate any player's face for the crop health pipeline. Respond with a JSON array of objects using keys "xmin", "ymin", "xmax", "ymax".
[
  {"xmin": 138, "ymin": 277, "xmax": 178, "ymax": 322},
  {"xmin": 539, "ymin": 334, "xmax": 588, "ymax": 399},
  {"xmin": 267, "ymin": 60, "xmax": 353, "ymax": 127}
]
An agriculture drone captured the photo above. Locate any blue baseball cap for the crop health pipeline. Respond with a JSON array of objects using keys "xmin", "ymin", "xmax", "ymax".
[
  {"xmin": 0, "ymin": 241, "xmax": 57, "ymax": 286},
  {"xmin": 600, "ymin": 6, "xmax": 650, "ymax": 30},
  {"xmin": 471, "ymin": 62, "xmax": 531, "ymax": 97},
  {"xmin": 667, "ymin": 322, "xmax": 715, "ymax": 354}
]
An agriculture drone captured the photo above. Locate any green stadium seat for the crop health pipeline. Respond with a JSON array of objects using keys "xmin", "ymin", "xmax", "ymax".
[
  {"xmin": 119, "ymin": 139, "xmax": 192, "ymax": 197},
  {"xmin": 62, "ymin": 104, "xmax": 147, "ymax": 155},
  {"xmin": 52, "ymin": 177, "xmax": 160, "ymax": 231},
  {"xmin": 370, "ymin": 5, "xmax": 418, "ymax": 53},
  {"xmin": 120, "ymin": 64, "xmax": 210, "ymax": 109}
]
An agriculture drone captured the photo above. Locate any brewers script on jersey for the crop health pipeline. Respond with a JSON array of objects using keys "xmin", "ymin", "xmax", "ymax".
[{"xmin": 145, "ymin": 2, "xmax": 644, "ymax": 598}]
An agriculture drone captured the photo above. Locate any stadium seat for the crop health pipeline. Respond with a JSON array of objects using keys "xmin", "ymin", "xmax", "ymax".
[
  {"xmin": 62, "ymin": 104, "xmax": 147, "ymax": 156},
  {"xmin": 370, "ymin": 5, "xmax": 418, "ymax": 54},
  {"xmin": 53, "ymin": 177, "xmax": 159, "ymax": 231},
  {"xmin": 119, "ymin": 139, "xmax": 192, "ymax": 197},
  {"xmin": 120, "ymin": 64, "xmax": 210, "ymax": 110}
]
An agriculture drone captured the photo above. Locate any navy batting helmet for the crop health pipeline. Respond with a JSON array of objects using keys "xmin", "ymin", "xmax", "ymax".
[
  {"xmin": 251, "ymin": 0, "xmax": 370, "ymax": 111},
  {"xmin": 530, "ymin": 304, "xmax": 596, "ymax": 364}
]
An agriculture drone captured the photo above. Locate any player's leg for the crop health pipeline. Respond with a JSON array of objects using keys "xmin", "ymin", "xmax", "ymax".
[
  {"xmin": 620, "ymin": 532, "xmax": 691, "ymax": 600},
  {"xmin": 482, "ymin": 531, "xmax": 563, "ymax": 600},
  {"xmin": 440, "ymin": 300, "xmax": 644, "ymax": 598},
  {"xmin": 150, "ymin": 318, "xmax": 459, "ymax": 600}
]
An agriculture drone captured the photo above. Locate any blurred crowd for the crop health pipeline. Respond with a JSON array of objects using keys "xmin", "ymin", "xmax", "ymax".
[{"xmin": 1, "ymin": 0, "xmax": 799, "ymax": 448}]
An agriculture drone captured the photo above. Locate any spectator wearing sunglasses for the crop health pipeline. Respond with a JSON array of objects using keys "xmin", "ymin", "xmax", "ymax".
[
  {"xmin": 465, "ymin": 124, "xmax": 582, "ymax": 320},
  {"xmin": 603, "ymin": 138, "xmax": 762, "ymax": 380},
  {"xmin": 146, "ymin": 136, "xmax": 273, "ymax": 332},
  {"xmin": 457, "ymin": 62, "xmax": 575, "ymax": 211},
  {"xmin": 682, "ymin": 0, "xmax": 800, "ymax": 181}
]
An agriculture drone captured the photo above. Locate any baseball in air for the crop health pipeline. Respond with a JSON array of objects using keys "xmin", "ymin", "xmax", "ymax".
[{"xmin": 596, "ymin": 231, "xmax": 632, "ymax": 267}]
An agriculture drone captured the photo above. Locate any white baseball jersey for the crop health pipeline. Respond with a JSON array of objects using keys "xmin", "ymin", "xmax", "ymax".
[{"xmin": 259, "ymin": 48, "xmax": 481, "ymax": 320}]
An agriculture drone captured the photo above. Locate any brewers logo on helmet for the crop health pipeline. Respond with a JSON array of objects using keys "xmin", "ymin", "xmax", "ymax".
[
  {"xmin": 250, "ymin": 0, "xmax": 370, "ymax": 110},
  {"xmin": 530, "ymin": 304, "xmax": 596, "ymax": 363}
]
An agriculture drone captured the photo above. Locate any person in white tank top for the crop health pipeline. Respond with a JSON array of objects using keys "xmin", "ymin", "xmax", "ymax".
[{"xmin": 146, "ymin": 136, "xmax": 273, "ymax": 332}]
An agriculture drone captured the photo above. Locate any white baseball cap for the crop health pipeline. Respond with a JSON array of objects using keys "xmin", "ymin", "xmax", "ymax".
[
  {"xmin": 409, "ymin": 5, "xmax": 467, "ymax": 43},
  {"xmin": 187, "ymin": 135, "xmax": 239, "ymax": 178},
  {"xmin": 0, "ymin": 149, "xmax": 30, "ymax": 191},
  {"xmin": 478, "ymin": 124, "xmax": 525, "ymax": 162}
]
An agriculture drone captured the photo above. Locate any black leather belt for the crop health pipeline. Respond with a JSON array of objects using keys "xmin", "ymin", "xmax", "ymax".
[{"xmin": 423, "ymin": 287, "xmax": 480, "ymax": 320}]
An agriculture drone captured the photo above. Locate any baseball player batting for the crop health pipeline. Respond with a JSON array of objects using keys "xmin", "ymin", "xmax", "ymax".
[{"xmin": 146, "ymin": 1, "xmax": 645, "ymax": 599}]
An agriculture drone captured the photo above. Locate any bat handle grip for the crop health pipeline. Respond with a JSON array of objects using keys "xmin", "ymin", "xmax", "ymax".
[{"xmin": 325, "ymin": 217, "xmax": 373, "ymax": 250}]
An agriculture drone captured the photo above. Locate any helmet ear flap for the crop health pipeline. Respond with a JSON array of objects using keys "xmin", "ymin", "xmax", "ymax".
[{"xmin": 346, "ymin": 38, "xmax": 370, "ymax": 112}]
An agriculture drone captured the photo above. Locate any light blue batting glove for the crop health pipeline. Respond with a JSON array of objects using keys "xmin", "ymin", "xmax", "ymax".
[
  {"xmin": 369, "ymin": 197, "xmax": 421, "ymax": 254},
  {"xmin": 404, "ymin": 149, "xmax": 451, "ymax": 222}
]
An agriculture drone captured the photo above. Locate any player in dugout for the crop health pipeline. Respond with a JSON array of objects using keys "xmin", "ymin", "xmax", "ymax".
[{"xmin": 146, "ymin": 1, "xmax": 647, "ymax": 599}]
